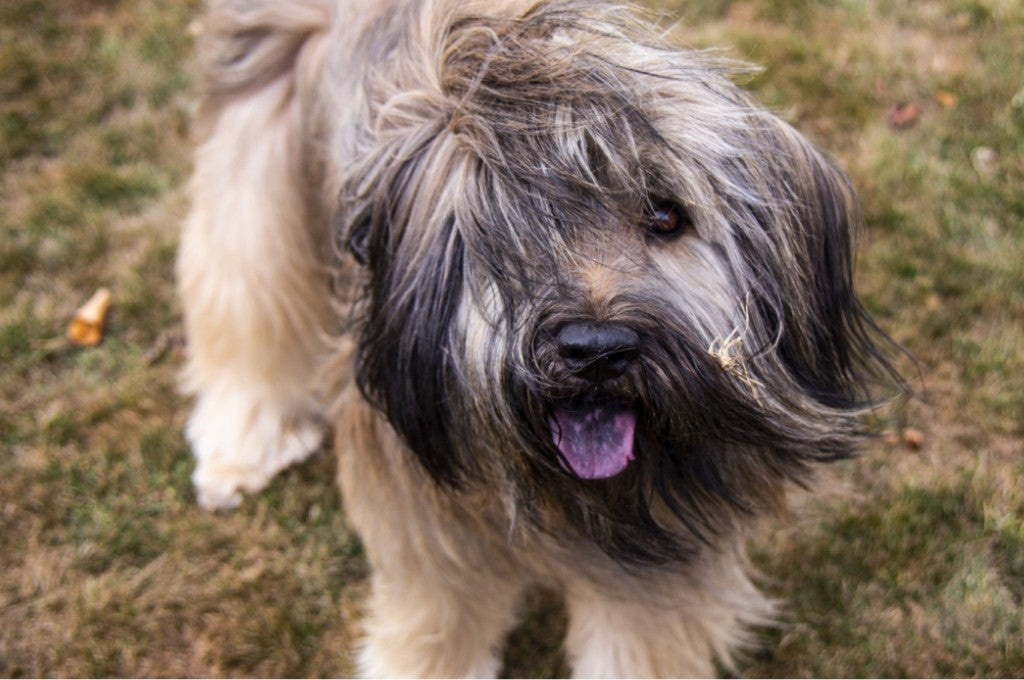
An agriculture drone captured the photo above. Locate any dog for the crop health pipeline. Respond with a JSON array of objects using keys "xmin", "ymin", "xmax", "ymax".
[{"xmin": 177, "ymin": 0, "xmax": 898, "ymax": 675}]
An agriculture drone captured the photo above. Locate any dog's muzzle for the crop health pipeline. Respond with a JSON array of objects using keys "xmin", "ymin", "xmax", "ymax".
[{"xmin": 548, "ymin": 322, "xmax": 639, "ymax": 480}]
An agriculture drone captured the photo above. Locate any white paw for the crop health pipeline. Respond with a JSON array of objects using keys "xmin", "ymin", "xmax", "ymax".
[
  {"xmin": 186, "ymin": 390, "xmax": 325, "ymax": 510},
  {"xmin": 357, "ymin": 640, "xmax": 501, "ymax": 679}
]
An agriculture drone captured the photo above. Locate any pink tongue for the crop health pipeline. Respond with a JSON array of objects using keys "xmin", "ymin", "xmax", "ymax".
[{"xmin": 549, "ymin": 405, "xmax": 636, "ymax": 479}]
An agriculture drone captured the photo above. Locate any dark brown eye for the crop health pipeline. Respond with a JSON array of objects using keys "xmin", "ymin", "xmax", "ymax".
[
  {"xmin": 347, "ymin": 220, "xmax": 370, "ymax": 265},
  {"xmin": 647, "ymin": 201, "xmax": 689, "ymax": 238}
]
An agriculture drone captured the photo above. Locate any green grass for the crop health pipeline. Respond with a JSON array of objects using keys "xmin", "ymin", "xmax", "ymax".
[{"xmin": 2, "ymin": 0, "xmax": 1022, "ymax": 676}]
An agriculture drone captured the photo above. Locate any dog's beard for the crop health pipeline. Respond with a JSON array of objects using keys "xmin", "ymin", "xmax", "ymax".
[{"xmin": 459, "ymin": 288, "xmax": 852, "ymax": 564}]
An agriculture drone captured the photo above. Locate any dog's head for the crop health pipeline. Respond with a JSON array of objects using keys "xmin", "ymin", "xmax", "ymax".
[{"xmin": 337, "ymin": 0, "xmax": 898, "ymax": 563}]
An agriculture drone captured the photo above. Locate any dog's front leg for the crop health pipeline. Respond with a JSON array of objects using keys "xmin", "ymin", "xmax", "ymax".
[
  {"xmin": 561, "ymin": 549, "xmax": 770, "ymax": 678},
  {"xmin": 356, "ymin": 564, "xmax": 524, "ymax": 678},
  {"xmin": 564, "ymin": 586, "xmax": 718, "ymax": 677},
  {"xmin": 337, "ymin": 404, "xmax": 527, "ymax": 678}
]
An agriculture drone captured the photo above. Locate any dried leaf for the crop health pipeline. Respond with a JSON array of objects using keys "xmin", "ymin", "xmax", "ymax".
[
  {"xmin": 933, "ymin": 89, "xmax": 958, "ymax": 109},
  {"xmin": 901, "ymin": 428, "xmax": 925, "ymax": 451},
  {"xmin": 67, "ymin": 288, "xmax": 112, "ymax": 347},
  {"xmin": 887, "ymin": 102, "xmax": 921, "ymax": 129}
]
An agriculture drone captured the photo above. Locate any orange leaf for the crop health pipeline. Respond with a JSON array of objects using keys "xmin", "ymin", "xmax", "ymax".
[{"xmin": 933, "ymin": 89, "xmax": 958, "ymax": 109}]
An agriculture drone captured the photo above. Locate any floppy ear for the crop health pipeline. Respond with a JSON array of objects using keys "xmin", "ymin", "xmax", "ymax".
[
  {"xmin": 341, "ymin": 137, "xmax": 474, "ymax": 486},
  {"xmin": 742, "ymin": 120, "xmax": 896, "ymax": 412},
  {"xmin": 356, "ymin": 217, "xmax": 468, "ymax": 485}
]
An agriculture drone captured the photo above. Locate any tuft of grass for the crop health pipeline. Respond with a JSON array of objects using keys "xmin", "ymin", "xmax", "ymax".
[{"xmin": 1, "ymin": 0, "xmax": 1022, "ymax": 677}]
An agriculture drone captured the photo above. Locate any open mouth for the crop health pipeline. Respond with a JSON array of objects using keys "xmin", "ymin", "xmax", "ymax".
[{"xmin": 548, "ymin": 400, "xmax": 637, "ymax": 479}]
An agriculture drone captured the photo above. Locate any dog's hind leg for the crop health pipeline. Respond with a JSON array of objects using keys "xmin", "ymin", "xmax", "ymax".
[{"xmin": 178, "ymin": 2, "xmax": 333, "ymax": 509}]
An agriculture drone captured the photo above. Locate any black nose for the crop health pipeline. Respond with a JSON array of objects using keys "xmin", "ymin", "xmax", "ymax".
[{"xmin": 556, "ymin": 322, "xmax": 640, "ymax": 383}]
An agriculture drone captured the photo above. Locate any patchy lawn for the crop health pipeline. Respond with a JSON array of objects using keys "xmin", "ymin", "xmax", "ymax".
[{"xmin": 2, "ymin": 0, "xmax": 1022, "ymax": 676}]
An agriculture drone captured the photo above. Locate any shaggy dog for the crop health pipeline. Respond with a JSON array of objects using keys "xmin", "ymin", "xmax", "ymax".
[{"xmin": 178, "ymin": 0, "xmax": 897, "ymax": 675}]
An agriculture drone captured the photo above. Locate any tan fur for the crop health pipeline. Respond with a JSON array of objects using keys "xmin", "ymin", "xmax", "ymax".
[
  {"xmin": 179, "ymin": 0, "xmax": 883, "ymax": 675},
  {"xmin": 178, "ymin": 0, "xmax": 341, "ymax": 509}
]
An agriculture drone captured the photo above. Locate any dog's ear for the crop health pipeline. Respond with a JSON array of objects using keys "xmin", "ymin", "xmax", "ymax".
[
  {"xmin": 344, "ymin": 128, "xmax": 476, "ymax": 485},
  {"xmin": 355, "ymin": 212, "xmax": 470, "ymax": 485},
  {"xmin": 743, "ymin": 120, "xmax": 897, "ymax": 413}
]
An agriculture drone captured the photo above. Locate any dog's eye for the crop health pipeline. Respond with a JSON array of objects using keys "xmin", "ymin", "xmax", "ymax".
[
  {"xmin": 646, "ymin": 201, "xmax": 690, "ymax": 238},
  {"xmin": 348, "ymin": 221, "xmax": 370, "ymax": 266}
]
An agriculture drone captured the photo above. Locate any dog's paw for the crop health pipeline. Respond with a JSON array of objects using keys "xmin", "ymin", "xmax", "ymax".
[
  {"xmin": 358, "ymin": 642, "xmax": 502, "ymax": 679},
  {"xmin": 192, "ymin": 468, "xmax": 245, "ymax": 511},
  {"xmin": 186, "ymin": 395, "xmax": 325, "ymax": 511}
]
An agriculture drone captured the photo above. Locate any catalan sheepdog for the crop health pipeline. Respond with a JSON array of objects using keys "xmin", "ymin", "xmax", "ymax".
[{"xmin": 177, "ymin": 0, "xmax": 897, "ymax": 675}]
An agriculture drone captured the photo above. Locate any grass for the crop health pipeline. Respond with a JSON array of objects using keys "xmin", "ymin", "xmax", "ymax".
[{"xmin": 1, "ymin": 0, "xmax": 1022, "ymax": 676}]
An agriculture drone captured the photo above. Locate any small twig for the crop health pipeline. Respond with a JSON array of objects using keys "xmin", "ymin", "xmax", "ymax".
[
  {"xmin": 707, "ymin": 295, "xmax": 765, "ymax": 404},
  {"xmin": 144, "ymin": 330, "xmax": 185, "ymax": 366}
]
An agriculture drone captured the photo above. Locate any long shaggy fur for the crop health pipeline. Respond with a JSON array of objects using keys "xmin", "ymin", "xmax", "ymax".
[{"xmin": 179, "ymin": 0, "xmax": 899, "ymax": 675}]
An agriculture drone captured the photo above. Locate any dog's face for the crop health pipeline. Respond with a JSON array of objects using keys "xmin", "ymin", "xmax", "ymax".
[{"xmin": 338, "ymin": 1, "xmax": 894, "ymax": 563}]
